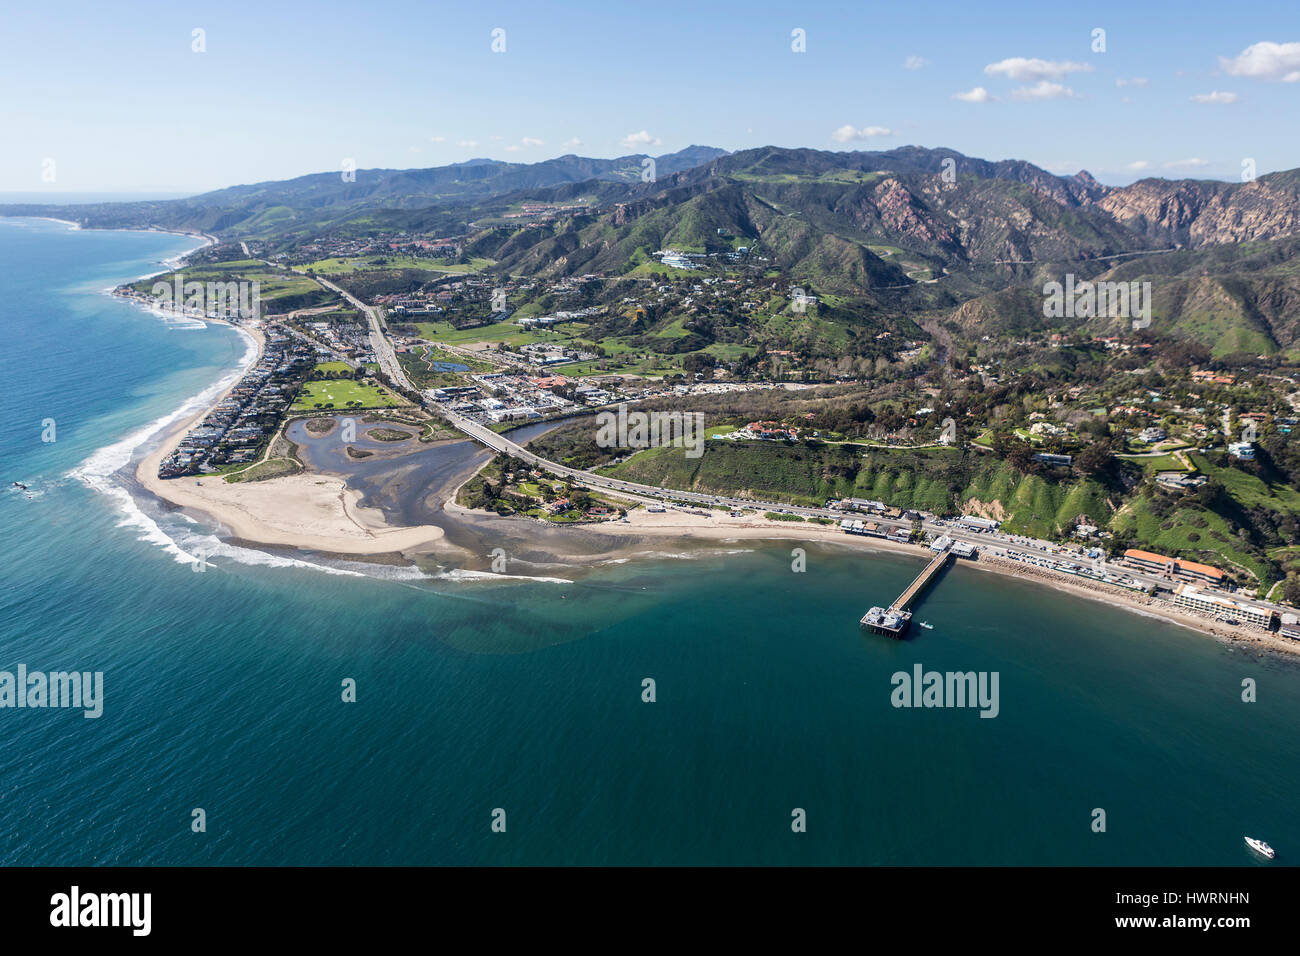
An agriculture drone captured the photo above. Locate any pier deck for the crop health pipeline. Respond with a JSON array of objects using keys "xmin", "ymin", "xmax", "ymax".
[{"xmin": 861, "ymin": 547, "xmax": 952, "ymax": 637}]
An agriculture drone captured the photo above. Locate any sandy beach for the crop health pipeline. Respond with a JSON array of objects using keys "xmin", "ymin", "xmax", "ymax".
[
  {"xmin": 132, "ymin": 321, "xmax": 449, "ymax": 555},
  {"xmin": 125, "ymin": 339, "xmax": 1298, "ymax": 658}
]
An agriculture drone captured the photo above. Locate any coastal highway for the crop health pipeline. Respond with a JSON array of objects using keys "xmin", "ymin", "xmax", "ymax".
[
  {"xmin": 312, "ymin": 276, "xmax": 418, "ymax": 392},
  {"xmin": 323, "ymin": 285, "xmax": 1284, "ymax": 625},
  {"xmin": 443, "ymin": 407, "xmax": 1022, "ymax": 540},
  {"xmin": 440, "ymin": 407, "xmax": 678, "ymax": 507},
  {"xmin": 438, "ymin": 406, "xmax": 1286, "ymax": 622}
]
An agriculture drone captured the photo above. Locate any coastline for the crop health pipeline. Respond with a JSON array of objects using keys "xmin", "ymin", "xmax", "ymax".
[
  {"xmin": 32, "ymin": 216, "xmax": 81, "ymax": 230},
  {"xmin": 9, "ymin": 213, "xmax": 214, "ymax": 252},
  {"xmin": 68, "ymin": 219, "xmax": 452, "ymax": 557},
  {"xmin": 127, "ymin": 381, "xmax": 1300, "ymax": 656},
  {"xmin": 130, "ymin": 322, "xmax": 451, "ymax": 556},
  {"xmin": 479, "ymin": 503, "xmax": 1300, "ymax": 659},
  {"xmin": 71, "ymin": 219, "xmax": 1294, "ymax": 656}
]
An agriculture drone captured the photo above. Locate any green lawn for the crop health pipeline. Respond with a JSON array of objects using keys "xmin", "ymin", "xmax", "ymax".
[
  {"xmin": 416, "ymin": 345, "xmax": 491, "ymax": 371},
  {"xmin": 1118, "ymin": 452, "xmax": 1191, "ymax": 473},
  {"xmin": 416, "ymin": 318, "xmax": 554, "ymax": 347},
  {"xmin": 625, "ymin": 261, "xmax": 699, "ymax": 279},
  {"xmin": 291, "ymin": 379, "xmax": 405, "ymax": 411}
]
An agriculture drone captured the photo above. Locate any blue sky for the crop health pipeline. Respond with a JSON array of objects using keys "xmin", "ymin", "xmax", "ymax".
[{"xmin": 3, "ymin": 0, "xmax": 1298, "ymax": 193}]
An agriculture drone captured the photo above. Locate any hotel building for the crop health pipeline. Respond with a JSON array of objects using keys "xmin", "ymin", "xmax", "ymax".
[{"xmin": 1122, "ymin": 549, "xmax": 1225, "ymax": 586}]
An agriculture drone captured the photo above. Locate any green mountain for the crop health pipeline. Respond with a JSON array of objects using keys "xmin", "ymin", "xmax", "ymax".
[
  {"xmin": 12, "ymin": 144, "xmax": 1300, "ymax": 356},
  {"xmin": 0, "ymin": 146, "xmax": 728, "ymax": 238},
  {"xmin": 947, "ymin": 237, "xmax": 1300, "ymax": 356}
]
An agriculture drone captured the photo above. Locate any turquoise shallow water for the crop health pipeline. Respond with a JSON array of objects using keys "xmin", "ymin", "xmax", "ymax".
[{"xmin": 2, "ymin": 217, "xmax": 1299, "ymax": 866}]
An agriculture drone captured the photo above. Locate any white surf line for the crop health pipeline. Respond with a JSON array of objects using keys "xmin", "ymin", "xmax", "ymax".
[{"xmin": 67, "ymin": 324, "xmax": 259, "ymax": 567}]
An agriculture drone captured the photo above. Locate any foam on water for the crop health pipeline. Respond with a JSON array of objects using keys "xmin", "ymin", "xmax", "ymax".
[
  {"xmin": 65, "ymin": 322, "xmax": 265, "ymax": 569},
  {"xmin": 431, "ymin": 568, "xmax": 574, "ymax": 584},
  {"xmin": 162, "ymin": 521, "xmax": 369, "ymax": 577},
  {"xmin": 63, "ymin": 317, "xmax": 436, "ymax": 581},
  {"xmin": 69, "ymin": 324, "xmax": 256, "ymax": 484}
]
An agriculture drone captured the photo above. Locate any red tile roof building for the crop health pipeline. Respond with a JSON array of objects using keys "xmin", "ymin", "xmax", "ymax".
[{"xmin": 1123, "ymin": 549, "xmax": 1224, "ymax": 584}]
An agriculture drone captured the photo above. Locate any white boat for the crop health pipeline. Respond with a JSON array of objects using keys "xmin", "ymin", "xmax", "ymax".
[
  {"xmin": 918, "ymin": 621, "xmax": 934, "ymax": 630},
  {"xmin": 1245, "ymin": 836, "xmax": 1275, "ymax": 859}
]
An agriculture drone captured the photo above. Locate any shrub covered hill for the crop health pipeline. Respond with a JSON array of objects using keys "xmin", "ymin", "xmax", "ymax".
[
  {"xmin": 12, "ymin": 144, "xmax": 1300, "ymax": 356},
  {"xmin": 10, "ymin": 145, "xmax": 1300, "ymax": 595}
]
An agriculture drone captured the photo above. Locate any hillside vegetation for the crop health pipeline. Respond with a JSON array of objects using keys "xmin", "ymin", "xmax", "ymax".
[{"xmin": 599, "ymin": 439, "xmax": 1114, "ymax": 536}]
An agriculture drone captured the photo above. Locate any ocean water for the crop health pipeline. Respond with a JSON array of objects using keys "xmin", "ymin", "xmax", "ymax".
[{"xmin": 2, "ymin": 217, "xmax": 1300, "ymax": 866}]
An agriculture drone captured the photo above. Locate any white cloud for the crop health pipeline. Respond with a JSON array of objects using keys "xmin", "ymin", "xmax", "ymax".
[
  {"xmin": 1126, "ymin": 161, "xmax": 1152, "ymax": 171},
  {"xmin": 952, "ymin": 86, "xmax": 995, "ymax": 103},
  {"xmin": 1115, "ymin": 77, "xmax": 1149, "ymax": 88},
  {"xmin": 504, "ymin": 145, "xmax": 521, "ymax": 152},
  {"xmin": 429, "ymin": 135, "xmax": 446, "ymax": 143},
  {"xmin": 521, "ymin": 137, "xmax": 544, "ymax": 147},
  {"xmin": 456, "ymin": 139, "xmax": 479, "ymax": 148},
  {"xmin": 562, "ymin": 138, "xmax": 583, "ymax": 148},
  {"xmin": 1010, "ymin": 81, "xmax": 1077, "ymax": 101},
  {"xmin": 984, "ymin": 57, "xmax": 1093, "ymax": 82},
  {"xmin": 1190, "ymin": 90, "xmax": 1239, "ymax": 104},
  {"xmin": 1165, "ymin": 158, "xmax": 1210, "ymax": 169},
  {"xmin": 904, "ymin": 55, "xmax": 928, "ymax": 70},
  {"xmin": 620, "ymin": 130, "xmax": 661, "ymax": 149},
  {"xmin": 408, "ymin": 146, "xmax": 423, "ymax": 153},
  {"xmin": 831, "ymin": 124, "xmax": 895, "ymax": 142},
  {"xmin": 1219, "ymin": 41, "xmax": 1300, "ymax": 80}
]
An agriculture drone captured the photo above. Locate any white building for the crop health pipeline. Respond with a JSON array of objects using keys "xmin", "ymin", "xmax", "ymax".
[
  {"xmin": 1228, "ymin": 442, "xmax": 1255, "ymax": 460},
  {"xmin": 1172, "ymin": 584, "xmax": 1272, "ymax": 628},
  {"xmin": 955, "ymin": 515, "xmax": 1000, "ymax": 533}
]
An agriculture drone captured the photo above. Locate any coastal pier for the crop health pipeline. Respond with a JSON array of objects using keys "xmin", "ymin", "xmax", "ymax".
[{"xmin": 861, "ymin": 547, "xmax": 953, "ymax": 637}]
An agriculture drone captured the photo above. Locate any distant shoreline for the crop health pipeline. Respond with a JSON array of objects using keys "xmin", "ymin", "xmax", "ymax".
[
  {"xmin": 6, "ymin": 213, "xmax": 214, "ymax": 247},
  {"xmin": 32, "ymin": 216, "xmax": 81, "ymax": 229}
]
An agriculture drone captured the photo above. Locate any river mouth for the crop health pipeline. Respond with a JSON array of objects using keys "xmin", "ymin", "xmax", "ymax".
[
  {"xmin": 287, "ymin": 416, "xmax": 490, "ymax": 526},
  {"xmin": 283, "ymin": 414, "xmax": 645, "ymax": 570}
]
